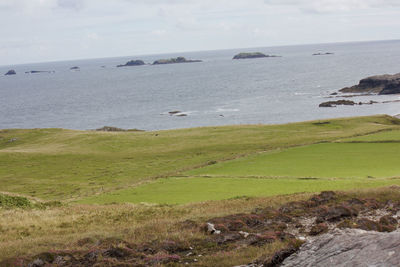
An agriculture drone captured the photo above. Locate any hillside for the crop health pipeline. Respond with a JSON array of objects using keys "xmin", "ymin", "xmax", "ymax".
[{"xmin": 1, "ymin": 115, "xmax": 400, "ymax": 265}]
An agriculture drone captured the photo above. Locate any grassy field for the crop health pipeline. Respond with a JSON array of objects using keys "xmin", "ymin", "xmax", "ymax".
[
  {"xmin": 79, "ymin": 177, "xmax": 400, "ymax": 205},
  {"xmin": 1, "ymin": 115, "xmax": 398, "ymax": 201},
  {"xmin": 2, "ymin": 115, "xmax": 400, "ymax": 265},
  {"xmin": 187, "ymin": 142, "xmax": 400, "ymax": 179}
]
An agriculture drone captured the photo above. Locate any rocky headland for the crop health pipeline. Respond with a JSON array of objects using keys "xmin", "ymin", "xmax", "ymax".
[
  {"xmin": 152, "ymin": 57, "xmax": 201, "ymax": 65},
  {"xmin": 233, "ymin": 52, "xmax": 280, "ymax": 60},
  {"xmin": 339, "ymin": 73, "xmax": 400, "ymax": 95},
  {"xmin": 5, "ymin": 69, "xmax": 16, "ymax": 75},
  {"xmin": 116, "ymin": 60, "xmax": 145, "ymax": 67}
]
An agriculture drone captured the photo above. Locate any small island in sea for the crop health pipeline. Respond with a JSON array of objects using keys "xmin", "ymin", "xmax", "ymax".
[
  {"xmin": 116, "ymin": 60, "xmax": 145, "ymax": 67},
  {"xmin": 5, "ymin": 69, "xmax": 16, "ymax": 75},
  {"xmin": 152, "ymin": 56, "xmax": 202, "ymax": 65},
  {"xmin": 233, "ymin": 52, "xmax": 280, "ymax": 59}
]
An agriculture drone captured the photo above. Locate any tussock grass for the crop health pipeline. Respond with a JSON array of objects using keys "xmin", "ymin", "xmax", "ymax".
[{"xmin": 0, "ymin": 193, "xmax": 313, "ymax": 262}]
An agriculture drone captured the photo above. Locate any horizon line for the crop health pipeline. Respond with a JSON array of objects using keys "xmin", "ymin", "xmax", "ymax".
[{"xmin": 1, "ymin": 38, "xmax": 399, "ymax": 68}]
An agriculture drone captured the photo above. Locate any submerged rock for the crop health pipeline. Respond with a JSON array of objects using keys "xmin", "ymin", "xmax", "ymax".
[
  {"xmin": 153, "ymin": 57, "xmax": 201, "ymax": 65},
  {"xmin": 5, "ymin": 69, "xmax": 16, "ymax": 75},
  {"xmin": 233, "ymin": 52, "xmax": 280, "ymax": 59},
  {"xmin": 339, "ymin": 73, "xmax": 400, "ymax": 95},
  {"xmin": 281, "ymin": 229, "xmax": 400, "ymax": 266},
  {"xmin": 117, "ymin": 60, "xmax": 145, "ymax": 67}
]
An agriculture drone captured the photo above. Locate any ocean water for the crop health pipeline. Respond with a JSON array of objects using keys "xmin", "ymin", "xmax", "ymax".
[{"xmin": 1, "ymin": 40, "xmax": 400, "ymax": 131}]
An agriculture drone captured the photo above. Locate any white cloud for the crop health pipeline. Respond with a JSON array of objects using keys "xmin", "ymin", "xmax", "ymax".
[
  {"xmin": 0, "ymin": 0, "xmax": 399, "ymax": 65},
  {"xmin": 264, "ymin": 0, "xmax": 400, "ymax": 13}
]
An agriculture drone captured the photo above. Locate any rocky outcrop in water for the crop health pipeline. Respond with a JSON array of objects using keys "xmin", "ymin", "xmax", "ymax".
[
  {"xmin": 70, "ymin": 66, "xmax": 80, "ymax": 70},
  {"xmin": 319, "ymin": 100, "xmax": 357, "ymax": 107},
  {"xmin": 312, "ymin": 52, "xmax": 334, "ymax": 56},
  {"xmin": 339, "ymin": 73, "xmax": 400, "ymax": 95},
  {"xmin": 233, "ymin": 52, "xmax": 280, "ymax": 60},
  {"xmin": 5, "ymin": 70, "xmax": 16, "ymax": 75},
  {"xmin": 25, "ymin": 70, "xmax": 55, "ymax": 74},
  {"xmin": 117, "ymin": 60, "xmax": 145, "ymax": 67},
  {"xmin": 152, "ymin": 57, "xmax": 201, "ymax": 65},
  {"xmin": 281, "ymin": 229, "xmax": 400, "ymax": 266}
]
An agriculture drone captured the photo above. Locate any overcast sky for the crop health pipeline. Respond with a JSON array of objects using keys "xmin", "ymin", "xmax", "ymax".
[{"xmin": 1, "ymin": 0, "xmax": 400, "ymax": 65}]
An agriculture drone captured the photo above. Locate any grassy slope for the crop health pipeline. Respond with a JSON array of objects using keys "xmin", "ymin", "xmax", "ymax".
[
  {"xmin": 2, "ymin": 115, "xmax": 400, "ymax": 264},
  {"xmin": 1, "ymin": 115, "xmax": 398, "ymax": 201}
]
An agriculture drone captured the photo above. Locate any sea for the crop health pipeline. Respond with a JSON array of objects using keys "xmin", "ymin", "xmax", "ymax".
[{"xmin": 1, "ymin": 39, "xmax": 400, "ymax": 131}]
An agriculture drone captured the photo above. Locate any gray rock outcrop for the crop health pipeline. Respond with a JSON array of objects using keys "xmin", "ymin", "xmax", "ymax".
[
  {"xmin": 152, "ymin": 57, "xmax": 201, "ymax": 65},
  {"xmin": 233, "ymin": 52, "xmax": 280, "ymax": 59},
  {"xmin": 116, "ymin": 60, "xmax": 145, "ymax": 67},
  {"xmin": 339, "ymin": 73, "xmax": 400, "ymax": 95},
  {"xmin": 5, "ymin": 69, "xmax": 16, "ymax": 75},
  {"xmin": 282, "ymin": 229, "xmax": 400, "ymax": 267}
]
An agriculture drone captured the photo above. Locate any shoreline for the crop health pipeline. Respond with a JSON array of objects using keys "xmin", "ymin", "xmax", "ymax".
[{"xmin": 0, "ymin": 114, "xmax": 398, "ymax": 132}]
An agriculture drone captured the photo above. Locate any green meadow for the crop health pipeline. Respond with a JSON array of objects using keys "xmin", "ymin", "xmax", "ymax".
[
  {"xmin": 186, "ymin": 142, "xmax": 400, "ymax": 179},
  {"xmin": 78, "ymin": 177, "xmax": 400, "ymax": 205},
  {"xmin": 3, "ymin": 115, "xmax": 400, "ymax": 264},
  {"xmin": 1, "ymin": 115, "xmax": 400, "ymax": 204}
]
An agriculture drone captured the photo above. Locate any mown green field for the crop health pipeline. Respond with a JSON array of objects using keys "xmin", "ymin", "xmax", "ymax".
[
  {"xmin": 78, "ymin": 177, "xmax": 400, "ymax": 205},
  {"xmin": 1, "ymin": 115, "xmax": 400, "ymax": 204},
  {"xmin": 186, "ymin": 142, "xmax": 400, "ymax": 179}
]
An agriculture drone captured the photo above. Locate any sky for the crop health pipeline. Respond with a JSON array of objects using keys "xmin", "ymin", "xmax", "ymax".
[{"xmin": 1, "ymin": 0, "xmax": 400, "ymax": 65}]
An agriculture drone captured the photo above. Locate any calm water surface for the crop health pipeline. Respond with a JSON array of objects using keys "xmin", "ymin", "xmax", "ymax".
[{"xmin": 1, "ymin": 40, "xmax": 400, "ymax": 130}]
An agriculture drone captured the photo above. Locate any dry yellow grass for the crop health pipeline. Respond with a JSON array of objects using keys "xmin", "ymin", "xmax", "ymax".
[{"xmin": 0, "ymin": 193, "xmax": 313, "ymax": 262}]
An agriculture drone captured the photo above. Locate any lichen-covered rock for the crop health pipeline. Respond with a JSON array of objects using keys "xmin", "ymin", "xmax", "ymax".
[{"xmin": 281, "ymin": 229, "xmax": 400, "ymax": 266}]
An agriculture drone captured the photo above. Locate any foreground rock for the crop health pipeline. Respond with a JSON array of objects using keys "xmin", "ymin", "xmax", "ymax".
[
  {"xmin": 117, "ymin": 60, "xmax": 145, "ymax": 67},
  {"xmin": 5, "ymin": 69, "xmax": 16, "ymax": 75},
  {"xmin": 233, "ymin": 52, "xmax": 280, "ymax": 60},
  {"xmin": 281, "ymin": 229, "xmax": 400, "ymax": 266},
  {"xmin": 152, "ymin": 57, "xmax": 201, "ymax": 65},
  {"xmin": 339, "ymin": 73, "xmax": 400, "ymax": 95}
]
